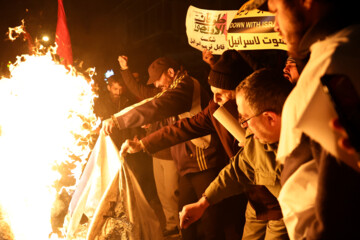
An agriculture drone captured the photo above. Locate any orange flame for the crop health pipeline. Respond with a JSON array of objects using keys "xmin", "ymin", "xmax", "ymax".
[
  {"xmin": 7, "ymin": 19, "xmax": 25, "ymax": 41},
  {"xmin": 0, "ymin": 38, "xmax": 100, "ymax": 239}
]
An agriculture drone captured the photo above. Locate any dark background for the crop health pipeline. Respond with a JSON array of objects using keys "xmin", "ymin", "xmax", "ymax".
[{"xmin": 0, "ymin": 0, "xmax": 250, "ymax": 87}]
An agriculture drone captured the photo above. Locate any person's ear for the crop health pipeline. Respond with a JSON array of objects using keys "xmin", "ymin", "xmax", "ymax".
[
  {"xmin": 263, "ymin": 111, "xmax": 280, "ymax": 126},
  {"xmin": 107, "ymin": 84, "xmax": 111, "ymax": 92},
  {"xmin": 167, "ymin": 68, "xmax": 175, "ymax": 78}
]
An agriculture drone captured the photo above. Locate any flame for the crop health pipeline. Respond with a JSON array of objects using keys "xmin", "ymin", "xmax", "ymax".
[
  {"xmin": 7, "ymin": 19, "xmax": 25, "ymax": 41},
  {"xmin": 0, "ymin": 48, "xmax": 100, "ymax": 239}
]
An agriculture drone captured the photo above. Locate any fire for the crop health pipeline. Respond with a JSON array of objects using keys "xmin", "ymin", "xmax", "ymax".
[
  {"xmin": 7, "ymin": 19, "xmax": 25, "ymax": 41},
  {"xmin": 0, "ymin": 49, "xmax": 100, "ymax": 239}
]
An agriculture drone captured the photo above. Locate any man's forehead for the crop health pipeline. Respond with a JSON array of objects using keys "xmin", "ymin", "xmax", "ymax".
[
  {"xmin": 286, "ymin": 57, "xmax": 296, "ymax": 64},
  {"xmin": 236, "ymin": 93, "xmax": 251, "ymax": 117},
  {"xmin": 110, "ymin": 82, "xmax": 121, "ymax": 88},
  {"xmin": 211, "ymin": 86, "xmax": 226, "ymax": 93}
]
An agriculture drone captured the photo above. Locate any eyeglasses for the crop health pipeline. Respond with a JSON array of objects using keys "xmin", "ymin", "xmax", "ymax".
[{"xmin": 240, "ymin": 111, "xmax": 264, "ymax": 128}]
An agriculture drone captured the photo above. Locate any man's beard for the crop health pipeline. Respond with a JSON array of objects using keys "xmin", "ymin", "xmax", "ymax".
[{"xmin": 110, "ymin": 94, "xmax": 120, "ymax": 102}]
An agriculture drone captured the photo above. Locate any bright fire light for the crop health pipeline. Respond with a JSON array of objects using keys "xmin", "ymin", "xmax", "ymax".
[{"xmin": 0, "ymin": 49, "xmax": 100, "ymax": 239}]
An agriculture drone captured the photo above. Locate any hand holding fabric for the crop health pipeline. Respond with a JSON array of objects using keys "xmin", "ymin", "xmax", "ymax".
[
  {"xmin": 101, "ymin": 118, "xmax": 115, "ymax": 135},
  {"xmin": 119, "ymin": 138, "xmax": 144, "ymax": 157}
]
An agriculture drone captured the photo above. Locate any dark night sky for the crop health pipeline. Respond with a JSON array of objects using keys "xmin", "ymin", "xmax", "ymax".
[
  {"xmin": 0, "ymin": 0, "xmax": 246, "ymax": 80},
  {"xmin": 0, "ymin": 0, "xmax": 124, "ymax": 76}
]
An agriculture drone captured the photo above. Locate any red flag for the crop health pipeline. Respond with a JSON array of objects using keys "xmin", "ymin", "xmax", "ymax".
[{"xmin": 55, "ymin": 0, "xmax": 73, "ymax": 66}]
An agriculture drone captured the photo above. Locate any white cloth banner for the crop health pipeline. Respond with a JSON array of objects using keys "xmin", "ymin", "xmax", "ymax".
[{"xmin": 66, "ymin": 132, "xmax": 162, "ymax": 240}]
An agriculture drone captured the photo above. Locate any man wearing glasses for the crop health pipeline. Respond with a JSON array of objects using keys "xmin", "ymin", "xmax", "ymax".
[{"xmin": 180, "ymin": 68, "xmax": 293, "ymax": 239}]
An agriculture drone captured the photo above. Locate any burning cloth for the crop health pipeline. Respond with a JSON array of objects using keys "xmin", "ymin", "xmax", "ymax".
[{"xmin": 66, "ymin": 132, "xmax": 162, "ymax": 240}]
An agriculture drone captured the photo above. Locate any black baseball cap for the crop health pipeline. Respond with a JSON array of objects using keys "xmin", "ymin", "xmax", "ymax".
[{"xmin": 147, "ymin": 57, "xmax": 180, "ymax": 85}]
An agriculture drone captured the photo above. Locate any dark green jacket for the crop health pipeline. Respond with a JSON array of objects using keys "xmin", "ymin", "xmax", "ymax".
[{"xmin": 205, "ymin": 130, "xmax": 283, "ymax": 220}]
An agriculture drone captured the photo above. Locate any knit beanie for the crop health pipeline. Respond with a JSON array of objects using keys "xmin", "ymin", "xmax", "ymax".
[{"xmin": 208, "ymin": 49, "xmax": 253, "ymax": 90}]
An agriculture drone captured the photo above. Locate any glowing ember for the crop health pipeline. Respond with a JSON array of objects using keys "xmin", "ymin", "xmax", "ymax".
[
  {"xmin": 0, "ymin": 50, "xmax": 99, "ymax": 239},
  {"xmin": 7, "ymin": 19, "xmax": 25, "ymax": 41}
]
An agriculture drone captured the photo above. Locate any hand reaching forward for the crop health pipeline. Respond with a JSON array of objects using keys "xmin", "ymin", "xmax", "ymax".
[
  {"xmin": 120, "ymin": 138, "xmax": 144, "ymax": 157},
  {"xmin": 101, "ymin": 118, "xmax": 115, "ymax": 135},
  {"xmin": 179, "ymin": 196, "xmax": 210, "ymax": 229}
]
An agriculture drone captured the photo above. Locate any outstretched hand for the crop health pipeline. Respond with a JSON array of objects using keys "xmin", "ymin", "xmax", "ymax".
[
  {"xmin": 179, "ymin": 196, "xmax": 209, "ymax": 229},
  {"xmin": 101, "ymin": 118, "xmax": 115, "ymax": 135},
  {"xmin": 120, "ymin": 137, "xmax": 144, "ymax": 157}
]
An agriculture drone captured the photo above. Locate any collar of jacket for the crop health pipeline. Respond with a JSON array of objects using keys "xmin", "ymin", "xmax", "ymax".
[
  {"xmin": 163, "ymin": 71, "xmax": 187, "ymax": 92},
  {"xmin": 244, "ymin": 129, "xmax": 278, "ymax": 154}
]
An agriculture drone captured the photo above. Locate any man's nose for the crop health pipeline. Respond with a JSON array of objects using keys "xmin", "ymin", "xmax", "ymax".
[
  {"xmin": 283, "ymin": 65, "xmax": 289, "ymax": 73},
  {"xmin": 213, "ymin": 95, "xmax": 220, "ymax": 103}
]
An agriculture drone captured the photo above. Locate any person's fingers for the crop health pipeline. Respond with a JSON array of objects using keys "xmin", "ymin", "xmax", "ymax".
[
  {"xmin": 179, "ymin": 210, "xmax": 192, "ymax": 229},
  {"xmin": 329, "ymin": 118, "xmax": 347, "ymax": 136},
  {"xmin": 120, "ymin": 140, "xmax": 130, "ymax": 156},
  {"xmin": 101, "ymin": 126, "xmax": 108, "ymax": 135},
  {"xmin": 338, "ymin": 137, "xmax": 356, "ymax": 155},
  {"xmin": 105, "ymin": 124, "xmax": 112, "ymax": 135},
  {"xmin": 181, "ymin": 216, "xmax": 191, "ymax": 229},
  {"xmin": 179, "ymin": 211, "xmax": 186, "ymax": 229}
]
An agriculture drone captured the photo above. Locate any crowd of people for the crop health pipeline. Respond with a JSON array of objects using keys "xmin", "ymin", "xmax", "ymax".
[{"xmin": 93, "ymin": 0, "xmax": 360, "ymax": 239}]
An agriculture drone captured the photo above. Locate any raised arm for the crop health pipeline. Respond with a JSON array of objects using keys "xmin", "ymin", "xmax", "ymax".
[{"xmin": 118, "ymin": 55, "xmax": 161, "ymax": 99}]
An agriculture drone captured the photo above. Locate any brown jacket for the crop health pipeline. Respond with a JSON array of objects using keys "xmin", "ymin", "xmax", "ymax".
[{"xmin": 115, "ymin": 71, "xmax": 227, "ymax": 176}]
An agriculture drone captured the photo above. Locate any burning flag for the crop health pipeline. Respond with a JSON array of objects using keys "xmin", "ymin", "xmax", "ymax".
[
  {"xmin": 55, "ymin": 0, "xmax": 73, "ymax": 66},
  {"xmin": 0, "ymin": 38, "xmax": 99, "ymax": 239},
  {"xmin": 1, "ymin": 19, "xmax": 162, "ymax": 240},
  {"xmin": 65, "ymin": 132, "xmax": 163, "ymax": 240}
]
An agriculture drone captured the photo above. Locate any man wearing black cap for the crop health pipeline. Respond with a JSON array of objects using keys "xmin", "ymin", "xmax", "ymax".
[
  {"xmin": 102, "ymin": 55, "xmax": 230, "ymax": 240},
  {"xmin": 117, "ymin": 55, "xmax": 180, "ymax": 238}
]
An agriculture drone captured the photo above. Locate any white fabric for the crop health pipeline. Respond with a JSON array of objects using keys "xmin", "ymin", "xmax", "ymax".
[
  {"xmin": 66, "ymin": 132, "xmax": 162, "ymax": 240},
  {"xmin": 278, "ymin": 24, "xmax": 360, "ymax": 164},
  {"xmin": 278, "ymin": 160, "xmax": 318, "ymax": 240},
  {"xmin": 153, "ymin": 157, "xmax": 179, "ymax": 230},
  {"xmin": 277, "ymin": 24, "xmax": 360, "ymax": 239},
  {"xmin": 115, "ymin": 76, "xmax": 211, "ymax": 149}
]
